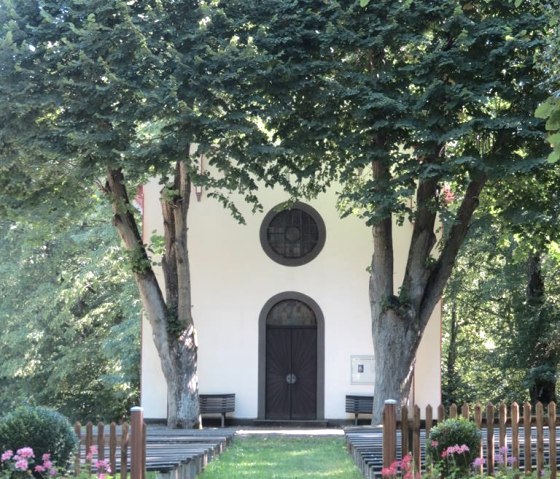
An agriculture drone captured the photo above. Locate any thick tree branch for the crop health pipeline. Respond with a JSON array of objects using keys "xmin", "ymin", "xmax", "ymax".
[
  {"xmin": 370, "ymin": 158, "xmax": 394, "ymax": 310},
  {"xmin": 161, "ymin": 159, "xmax": 194, "ymax": 331},
  {"xmin": 173, "ymin": 160, "xmax": 193, "ymax": 330},
  {"xmin": 402, "ymin": 169, "xmax": 439, "ymax": 312},
  {"xmin": 161, "ymin": 197, "xmax": 178, "ymax": 312},
  {"xmin": 105, "ymin": 166, "xmax": 169, "ymax": 355},
  {"xmin": 419, "ymin": 173, "xmax": 488, "ymax": 327}
]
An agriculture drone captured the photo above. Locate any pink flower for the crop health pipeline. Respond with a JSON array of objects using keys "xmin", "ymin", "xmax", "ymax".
[
  {"xmin": 49, "ymin": 468, "xmax": 58, "ymax": 476},
  {"xmin": 431, "ymin": 440, "xmax": 438, "ymax": 447},
  {"xmin": 42, "ymin": 453, "xmax": 51, "ymax": 462},
  {"xmin": 381, "ymin": 467, "xmax": 395, "ymax": 477},
  {"xmin": 443, "ymin": 185, "xmax": 455, "ymax": 204},
  {"xmin": 441, "ymin": 450, "xmax": 449, "ymax": 458},
  {"xmin": 1, "ymin": 450, "xmax": 13, "ymax": 462},
  {"xmin": 472, "ymin": 457, "xmax": 486, "ymax": 467},
  {"xmin": 35, "ymin": 465, "xmax": 46, "ymax": 472},
  {"xmin": 16, "ymin": 447, "xmax": 34, "ymax": 459},
  {"xmin": 401, "ymin": 454, "xmax": 412, "ymax": 468},
  {"xmin": 95, "ymin": 458, "xmax": 111, "ymax": 473},
  {"xmin": 86, "ymin": 445, "xmax": 98, "ymax": 461},
  {"xmin": 15, "ymin": 459, "xmax": 29, "ymax": 471},
  {"xmin": 43, "ymin": 460, "xmax": 53, "ymax": 469},
  {"xmin": 381, "ymin": 459, "xmax": 400, "ymax": 477}
]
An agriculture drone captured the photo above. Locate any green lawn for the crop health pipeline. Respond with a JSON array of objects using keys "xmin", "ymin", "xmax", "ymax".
[{"xmin": 199, "ymin": 435, "xmax": 363, "ymax": 479}]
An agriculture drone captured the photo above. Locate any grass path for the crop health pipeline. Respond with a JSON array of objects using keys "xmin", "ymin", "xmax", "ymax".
[{"xmin": 199, "ymin": 435, "xmax": 362, "ymax": 479}]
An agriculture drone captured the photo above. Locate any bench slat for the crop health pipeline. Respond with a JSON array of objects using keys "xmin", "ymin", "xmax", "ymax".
[
  {"xmin": 199, "ymin": 394, "xmax": 235, "ymax": 427},
  {"xmin": 345, "ymin": 395, "xmax": 373, "ymax": 425}
]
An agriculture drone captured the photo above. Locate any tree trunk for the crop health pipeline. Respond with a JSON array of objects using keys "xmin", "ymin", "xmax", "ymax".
[
  {"xmin": 160, "ymin": 160, "xmax": 199, "ymax": 428},
  {"xmin": 369, "ymin": 161, "xmax": 487, "ymax": 424},
  {"xmin": 443, "ymin": 302, "xmax": 460, "ymax": 406},
  {"xmin": 526, "ymin": 254, "xmax": 557, "ymax": 405},
  {"xmin": 105, "ymin": 165, "xmax": 199, "ymax": 428},
  {"xmin": 371, "ymin": 308, "xmax": 419, "ymax": 423}
]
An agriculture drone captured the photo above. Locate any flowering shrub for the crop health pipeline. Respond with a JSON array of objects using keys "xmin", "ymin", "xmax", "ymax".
[
  {"xmin": 1, "ymin": 446, "xmax": 111, "ymax": 479},
  {"xmin": 381, "ymin": 444, "xmax": 550, "ymax": 479},
  {"xmin": 428, "ymin": 418, "xmax": 481, "ymax": 474},
  {"xmin": 0, "ymin": 406, "xmax": 77, "ymax": 469},
  {"xmin": 0, "ymin": 447, "xmax": 57, "ymax": 479}
]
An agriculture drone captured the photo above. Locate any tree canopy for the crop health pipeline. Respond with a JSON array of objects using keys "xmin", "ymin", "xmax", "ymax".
[{"xmin": 0, "ymin": 0, "xmax": 556, "ymax": 424}]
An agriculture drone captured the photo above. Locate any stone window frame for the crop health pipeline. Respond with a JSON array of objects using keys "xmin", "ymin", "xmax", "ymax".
[{"xmin": 259, "ymin": 202, "xmax": 326, "ymax": 267}]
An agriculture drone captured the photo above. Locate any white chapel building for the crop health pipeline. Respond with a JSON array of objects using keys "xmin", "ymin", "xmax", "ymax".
[{"xmin": 140, "ymin": 177, "xmax": 441, "ymax": 423}]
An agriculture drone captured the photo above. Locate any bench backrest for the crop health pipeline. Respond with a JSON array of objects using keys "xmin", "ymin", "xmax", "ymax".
[
  {"xmin": 199, "ymin": 394, "xmax": 236, "ymax": 413},
  {"xmin": 345, "ymin": 395, "xmax": 373, "ymax": 413}
]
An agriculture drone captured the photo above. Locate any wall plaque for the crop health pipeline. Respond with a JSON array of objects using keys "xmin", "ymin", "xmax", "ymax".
[{"xmin": 350, "ymin": 355, "xmax": 375, "ymax": 385}]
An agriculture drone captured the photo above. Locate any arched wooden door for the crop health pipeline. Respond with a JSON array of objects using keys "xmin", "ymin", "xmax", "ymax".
[{"xmin": 265, "ymin": 299, "xmax": 317, "ymax": 420}]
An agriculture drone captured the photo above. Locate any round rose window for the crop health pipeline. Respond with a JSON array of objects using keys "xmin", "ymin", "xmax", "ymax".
[{"xmin": 260, "ymin": 202, "xmax": 326, "ymax": 266}]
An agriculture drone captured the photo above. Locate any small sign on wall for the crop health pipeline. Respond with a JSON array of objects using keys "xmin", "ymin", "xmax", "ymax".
[{"xmin": 351, "ymin": 355, "xmax": 375, "ymax": 385}]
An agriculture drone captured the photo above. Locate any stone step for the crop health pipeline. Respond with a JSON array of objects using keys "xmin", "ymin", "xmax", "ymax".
[{"xmin": 252, "ymin": 419, "xmax": 329, "ymax": 428}]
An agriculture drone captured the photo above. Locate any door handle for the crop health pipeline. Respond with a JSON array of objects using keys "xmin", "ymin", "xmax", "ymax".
[{"xmin": 286, "ymin": 373, "xmax": 297, "ymax": 384}]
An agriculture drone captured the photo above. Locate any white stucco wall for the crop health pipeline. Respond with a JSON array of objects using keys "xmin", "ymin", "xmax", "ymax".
[{"xmin": 140, "ymin": 178, "xmax": 441, "ymax": 420}]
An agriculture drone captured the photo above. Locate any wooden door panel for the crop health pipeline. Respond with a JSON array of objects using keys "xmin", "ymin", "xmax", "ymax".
[
  {"xmin": 265, "ymin": 327, "xmax": 317, "ymax": 420},
  {"xmin": 265, "ymin": 328, "xmax": 291, "ymax": 419},
  {"xmin": 290, "ymin": 328, "xmax": 317, "ymax": 420}
]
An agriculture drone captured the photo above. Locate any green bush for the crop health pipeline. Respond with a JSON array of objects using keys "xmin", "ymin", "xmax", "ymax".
[
  {"xmin": 0, "ymin": 406, "xmax": 78, "ymax": 469},
  {"xmin": 427, "ymin": 418, "xmax": 481, "ymax": 473}
]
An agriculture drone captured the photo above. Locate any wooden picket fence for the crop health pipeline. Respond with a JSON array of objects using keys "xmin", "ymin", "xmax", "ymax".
[
  {"xmin": 73, "ymin": 407, "xmax": 146, "ymax": 479},
  {"xmin": 383, "ymin": 400, "xmax": 559, "ymax": 479}
]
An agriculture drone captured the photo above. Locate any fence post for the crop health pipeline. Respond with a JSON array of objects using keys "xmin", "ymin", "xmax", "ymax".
[
  {"xmin": 523, "ymin": 402, "xmax": 532, "ymax": 475},
  {"xmin": 486, "ymin": 402, "xmax": 495, "ymax": 476},
  {"xmin": 499, "ymin": 403, "xmax": 507, "ymax": 452},
  {"xmin": 383, "ymin": 400, "xmax": 397, "ymax": 468},
  {"xmin": 511, "ymin": 402, "xmax": 519, "ymax": 472},
  {"xmin": 97, "ymin": 422, "xmax": 105, "ymax": 461},
  {"xmin": 548, "ymin": 402, "xmax": 557, "ymax": 479},
  {"xmin": 412, "ymin": 405, "xmax": 421, "ymax": 472},
  {"xmin": 85, "ymin": 422, "xmax": 93, "ymax": 463},
  {"xmin": 401, "ymin": 405, "xmax": 409, "ymax": 458},
  {"xmin": 536, "ymin": 402, "xmax": 544, "ymax": 476},
  {"xmin": 109, "ymin": 422, "xmax": 117, "ymax": 477},
  {"xmin": 130, "ymin": 407, "xmax": 145, "ymax": 479}
]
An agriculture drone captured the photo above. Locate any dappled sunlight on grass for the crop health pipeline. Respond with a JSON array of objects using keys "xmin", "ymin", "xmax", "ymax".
[{"xmin": 199, "ymin": 436, "xmax": 362, "ymax": 479}]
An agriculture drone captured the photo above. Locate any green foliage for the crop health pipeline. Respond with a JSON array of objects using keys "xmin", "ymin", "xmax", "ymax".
[
  {"xmin": 535, "ymin": 98, "xmax": 560, "ymax": 163},
  {"xmin": 442, "ymin": 177, "xmax": 560, "ymax": 406},
  {"xmin": 0, "ymin": 406, "xmax": 78, "ymax": 469},
  {"xmin": 211, "ymin": 0, "xmax": 551, "ymax": 222},
  {"xmin": 428, "ymin": 418, "xmax": 481, "ymax": 473},
  {"xmin": 125, "ymin": 245, "xmax": 152, "ymax": 275},
  {"xmin": 0, "ymin": 196, "xmax": 140, "ymax": 422},
  {"xmin": 533, "ymin": 0, "xmax": 560, "ymax": 163}
]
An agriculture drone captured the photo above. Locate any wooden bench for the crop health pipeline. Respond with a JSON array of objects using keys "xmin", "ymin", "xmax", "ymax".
[
  {"xmin": 199, "ymin": 393, "xmax": 235, "ymax": 427},
  {"xmin": 345, "ymin": 395, "xmax": 373, "ymax": 425}
]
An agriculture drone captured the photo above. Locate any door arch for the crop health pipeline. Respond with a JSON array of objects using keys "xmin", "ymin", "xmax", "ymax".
[{"xmin": 258, "ymin": 292, "xmax": 325, "ymax": 420}]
